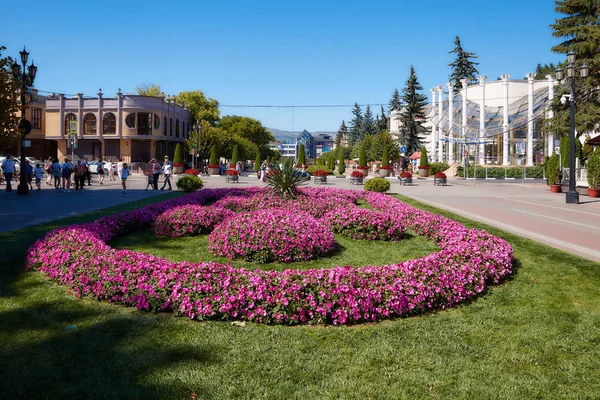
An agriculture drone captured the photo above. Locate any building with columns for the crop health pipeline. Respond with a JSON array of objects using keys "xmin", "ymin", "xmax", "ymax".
[
  {"xmin": 44, "ymin": 90, "xmax": 192, "ymax": 163},
  {"xmin": 390, "ymin": 74, "xmax": 557, "ymax": 166}
]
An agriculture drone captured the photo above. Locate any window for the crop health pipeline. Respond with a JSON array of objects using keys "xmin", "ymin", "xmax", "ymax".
[
  {"xmin": 163, "ymin": 116, "xmax": 167, "ymax": 136},
  {"xmin": 83, "ymin": 113, "xmax": 97, "ymax": 135},
  {"xmin": 64, "ymin": 113, "xmax": 77, "ymax": 135},
  {"xmin": 103, "ymin": 113, "xmax": 116, "ymax": 134},
  {"xmin": 137, "ymin": 112, "xmax": 152, "ymax": 135},
  {"xmin": 31, "ymin": 107, "xmax": 42, "ymax": 129},
  {"xmin": 125, "ymin": 113, "xmax": 135, "ymax": 129},
  {"xmin": 169, "ymin": 118, "xmax": 173, "ymax": 136},
  {"xmin": 154, "ymin": 114, "xmax": 160, "ymax": 130},
  {"xmin": 175, "ymin": 119, "xmax": 180, "ymax": 138}
]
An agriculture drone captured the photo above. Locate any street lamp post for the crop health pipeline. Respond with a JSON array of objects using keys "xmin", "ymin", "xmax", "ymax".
[
  {"xmin": 555, "ymin": 50, "xmax": 588, "ymax": 204},
  {"xmin": 193, "ymin": 123, "xmax": 201, "ymax": 170},
  {"xmin": 11, "ymin": 47, "xmax": 38, "ymax": 195}
]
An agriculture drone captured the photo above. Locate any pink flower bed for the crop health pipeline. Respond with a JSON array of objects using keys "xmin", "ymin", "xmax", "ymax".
[
  {"xmin": 207, "ymin": 208, "xmax": 336, "ymax": 263},
  {"xmin": 323, "ymin": 207, "xmax": 405, "ymax": 241},
  {"xmin": 26, "ymin": 188, "xmax": 514, "ymax": 325},
  {"xmin": 154, "ymin": 205, "xmax": 235, "ymax": 237}
]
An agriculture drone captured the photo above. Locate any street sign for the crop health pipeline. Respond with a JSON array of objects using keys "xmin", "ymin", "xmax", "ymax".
[
  {"xmin": 555, "ymin": 146, "xmax": 560, "ymax": 155},
  {"xmin": 555, "ymin": 139, "xmax": 560, "ymax": 147},
  {"xmin": 400, "ymin": 146, "xmax": 407, "ymax": 153},
  {"xmin": 69, "ymin": 121, "xmax": 77, "ymax": 135}
]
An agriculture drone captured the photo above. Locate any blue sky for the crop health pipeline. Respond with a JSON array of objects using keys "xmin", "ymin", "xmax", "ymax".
[{"xmin": 2, "ymin": 0, "xmax": 565, "ymax": 133}]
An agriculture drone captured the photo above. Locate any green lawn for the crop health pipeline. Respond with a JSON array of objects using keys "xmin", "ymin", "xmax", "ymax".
[{"xmin": 1, "ymin": 192, "xmax": 599, "ymax": 399}]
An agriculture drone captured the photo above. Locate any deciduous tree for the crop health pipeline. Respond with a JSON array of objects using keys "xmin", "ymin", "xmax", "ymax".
[
  {"xmin": 0, "ymin": 45, "xmax": 19, "ymax": 153},
  {"xmin": 175, "ymin": 90, "xmax": 220, "ymax": 126}
]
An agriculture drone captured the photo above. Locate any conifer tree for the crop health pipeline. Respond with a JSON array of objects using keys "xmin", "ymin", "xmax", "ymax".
[
  {"xmin": 349, "ymin": 103, "xmax": 363, "ymax": 145},
  {"xmin": 378, "ymin": 105, "xmax": 389, "ymax": 132},
  {"xmin": 400, "ymin": 66, "xmax": 430, "ymax": 155},
  {"xmin": 388, "ymin": 88, "xmax": 401, "ymax": 113},
  {"xmin": 254, "ymin": 153, "xmax": 261, "ymax": 173},
  {"xmin": 358, "ymin": 144, "xmax": 367, "ymax": 167},
  {"xmin": 448, "ymin": 36, "xmax": 479, "ymax": 90},
  {"xmin": 231, "ymin": 144, "xmax": 239, "ymax": 165},
  {"xmin": 337, "ymin": 150, "xmax": 345, "ymax": 175},
  {"xmin": 362, "ymin": 104, "xmax": 377, "ymax": 137},
  {"xmin": 297, "ymin": 143, "xmax": 306, "ymax": 166},
  {"xmin": 335, "ymin": 120, "xmax": 348, "ymax": 148},
  {"xmin": 549, "ymin": 0, "xmax": 600, "ymax": 135}
]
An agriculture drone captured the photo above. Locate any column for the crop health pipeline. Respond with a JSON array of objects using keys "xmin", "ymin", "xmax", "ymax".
[
  {"xmin": 478, "ymin": 76, "xmax": 487, "ymax": 165},
  {"xmin": 76, "ymin": 93, "xmax": 83, "ymax": 139},
  {"xmin": 460, "ymin": 78, "xmax": 468, "ymax": 165},
  {"xmin": 447, "ymin": 82, "xmax": 454, "ymax": 163},
  {"xmin": 117, "ymin": 88, "xmax": 123, "ymax": 138},
  {"xmin": 59, "ymin": 94, "xmax": 65, "ymax": 139},
  {"xmin": 97, "ymin": 88, "xmax": 103, "ymax": 140},
  {"xmin": 501, "ymin": 74, "xmax": 510, "ymax": 165},
  {"xmin": 526, "ymin": 73, "xmax": 535, "ymax": 166},
  {"xmin": 431, "ymin": 88, "xmax": 437, "ymax": 160},
  {"xmin": 546, "ymin": 75, "xmax": 555, "ymax": 157},
  {"xmin": 437, "ymin": 86, "xmax": 444, "ymax": 162}
]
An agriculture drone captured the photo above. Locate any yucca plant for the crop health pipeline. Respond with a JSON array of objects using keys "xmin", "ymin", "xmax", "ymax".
[{"xmin": 266, "ymin": 157, "xmax": 310, "ymax": 197}]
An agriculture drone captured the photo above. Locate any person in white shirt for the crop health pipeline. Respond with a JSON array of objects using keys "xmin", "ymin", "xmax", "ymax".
[
  {"xmin": 161, "ymin": 156, "xmax": 172, "ymax": 190},
  {"xmin": 117, "ymin": 158, "xmax": 124, "ymax": 180},
  {"xmin": 1, "ymin": 154, "xmax": 15, "ymax": 192},
  {"xmin": 106, "ymin": 159, "xmax": 114, "ymax": 181}
]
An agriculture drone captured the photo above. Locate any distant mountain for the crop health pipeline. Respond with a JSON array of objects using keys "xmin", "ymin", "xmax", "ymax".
[{"xmin": 268, "ymin": 128, "xmax": 336, "ymax": 143}]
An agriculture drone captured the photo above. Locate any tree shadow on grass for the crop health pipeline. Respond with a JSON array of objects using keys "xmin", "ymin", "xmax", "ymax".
[{"xmin": 0, "ymin": 300, "xmax": 220, "ymax": 399}]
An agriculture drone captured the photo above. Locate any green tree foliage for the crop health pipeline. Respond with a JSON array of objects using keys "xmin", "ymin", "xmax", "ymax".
[
  {"xmin": 559, "ymin": 134, "xmax": 583, "ymax": 168},
  {"xmin": 388, "ymin": 88, "xmax": 401, "ymax": 113},
  {"xmin": 362, "ymin": 105, "xmax": 377, "ymax": 137},
  {"xmin": 0, "ymin": 45, "xmax": 19, "ymax": 153},
  {"xmin": 359, "ymin": 144, "xmax": 367, "ymax": 167},
  {"xmin": 231, "ymin": 145, "xmax": 239, "ymax": 165},
  {"xmin": 400, "ymin": 66, "xmax": 430, "ymax": 155},
  {"xmin": 420, "ymin": 146, "xmax": 430, "ymax": 167},
  {"xmin": 297, "ymin": 144, "xmax": 306, "ymax": 166},
  {"xmin": 546, "ymin": 154, "xmax": 561, "ymax": 185},
  {"xmin": 335, "ymin": 120, "xmax": 348, "ymax": 148},
  {"xmin": 378, "ymin": 105, "xmax": 389, "ymax": 132},
  {"xmin": 327, "ymin": 155, "xmax": 335, "ymax": 171},
  {"xmin": 135, "ymin": 83, "xmax": 164, "ymax": 98},
  {"xmin": 532, "ymin": 63, "xmax": 556, "ymax": 80},
  {"xmin": 349, "ymin": 103, "xmax": 363, "ymax": 145},
  {"xmin": 209, "ymin": 145, "xmax": 218, "ymax": 166},
  {"xmin": 381, "ymin": 147, "xmax": 389, "ymax": 167},
  {"xmin": 266, "ymin": 157, "xmax": 310, "ymax": 197},
  {"xmin": 175, "ymin": 90, "xmax": 220, "ymax": 126},
  {"xmin": 173, "ymin": 143, "xmax": 183, "ymax": 165},
  {"xmin": 448, "ymin": 36, "xmax": 479, "ymax": 90},
  {"xmin": 272, "ymin": 150, "xmax": 281, "ymax": 162},
  {"xmin": 185, "ymin": 120, "xmax": 231, "ymax": 162},
  {"xmin": 337, "ymin": 150, "xmax": 345, "ymax": 175},
  {"xmin": 370, "ymin": 130, "xmax": 399, "ymax": 163},
  {"xmin": 364, "ymin": 177, "xmax": 390, "ymax": 193},
  {"xmin": 255, "ymin": 153, "xmax": 261, "ymax": 173},
  {"xmin": 549, "ymin": 0, "xmax": 600, "ymax": 136},
  {"xmin": 586, "ymin": 148, "xmax": 600, "ymax": 188},
  {"xmin": 176, "ymin": 175, "xmax": 204, "ymax": 192},
  {"xmin": 218, "ymin": 115, "xmax": 274, "ymax": 147}
]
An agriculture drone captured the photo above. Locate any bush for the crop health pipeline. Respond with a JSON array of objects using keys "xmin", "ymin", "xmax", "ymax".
[
  {"xmin": 210, "ymin": 145, "xmax": 218, "ymax": 166},
  {"xmin": 306, "ymin": 165, "xmax": 333, "ymax": 175},
  {"xmin": 313, "ymin": 169, "xmax": 328, "ymax": 177},
  {"xmin": 420, "ymin": 146, "xmax": 429, "ymax": 167},
  {"xmin": 546, "ymin": 154, "xmax": 560, "ymax": 185},
  {"xmin": 358, "ymin": 145, "xmax": 367, "ymax": 167},
  {"xmin": 434, "ymin": 171, "xmax": 447, "ymax": 179},
  {"xmin": 231, "ymin": 145, "xmax": 239, "ymax": 165},
  {"xmin": 364, "ymin": 177, "xmax": 390, "ymax": 193},
  {"xmin": 255, "ymin": 153, "xmax": 261, "ymax": 173},
  {"xmin": 337, "ymin": 152, "xmax": 346, "ymax": 175},
  {"xmin": 176, "ymin": 175, "xmax": 204, "ymax": 192},
  {"xmin": 297, "ymin": 144, "xmax": 305, "ymax": 166},
  {"xmin": 381, "ymin": 147, "xmax": 389, "ymax": 167},
  {"xmin": 587, "ymin": 149, "xmax": 600, "ymax": 188},
  {"xmin": 174, "ymin": 143, "xmax": 183, "ymax": 166},
  {"xmin": 429, "ymin": 162, "xmax": 449, "ymax": 175}
]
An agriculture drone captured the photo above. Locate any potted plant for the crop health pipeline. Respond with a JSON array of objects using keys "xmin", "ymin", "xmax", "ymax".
[
  {"xmin": 173, "ymin": 143, "xmax": 185, "ymax": 174},
  {"xmin": 433, "ymin": 171, "xmax": 447, "ymax": 186},
  {"xmin": 379, "ymin": 147, "xmax": 392, "ymax": 178},
  {"xmin": 586, "ymin": 148, "xmax": 600, "ymax": 197},
  {"xmin": 207, "ymin": 145, "xmax": 220, "ymax": 175},
  {"xmin": 546, "ymin": 154, "xmax": 561, "ymax": 193},
  {"xmin": 226, "ymin": 168, "xmax": 240, "ymax": 183},
  {"xmin": 399, "ymin": 171, "xmax": 413, "ymax": 185},
  {"xmin": 350, "ymin": 170, "xmax": 364, "ymax": 185},
  {"xmin": 296, "ymin": 144, "xmax": 306, "ymax": 168},
  {"xmin": 337, "ymin": 151, "xmax": 346, "ymax": 177},
  {"xmin": 313, "ymin": 169, "xmax": 328, "ymax": 184},
  {"xmin": 418, "ymin": 146, "xmax": 430, "ymax": 177},
  {"xmin": 184, "ymin": 168, "xmax": 200, "ymax": 176},
  {"xmin": 357, "ymin": 145, "xmax": 369, "ymax": 177}
]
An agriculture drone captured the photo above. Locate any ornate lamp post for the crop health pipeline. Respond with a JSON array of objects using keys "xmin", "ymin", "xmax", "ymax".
[
  {"xmin": 10, "ymin": 47, "xmax": 37, "ymax": 195},
  {"xmin": 555, "ymin": 50, "xmax": 588, "ymax": 204}
]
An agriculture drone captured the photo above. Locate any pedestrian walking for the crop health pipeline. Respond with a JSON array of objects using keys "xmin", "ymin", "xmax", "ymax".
[
  {"xmin": 61, "ymin": 158, "xmax": 73, "ymax": 192},
  {"xmin": 51, "ymin": 158, "xmax": 61, "ymax": 190},
  {"xmin": 260, "ymin": 160, "xmax": 268, "ymax": 182},
  {"xmin": 117, "ymin": 158, "xmax": 123, "ymax": 180},
  {"xmin": 73, "ymin": 160, "xmax": 86, "ymax": 191},
  {"xmin": 34, "ymin": 163, "xmax": 43, "ymax": 191},
  {"xmin": 82, "ymin": 158, "xmax": 92, "ymax": 186},
  {"xmin": 97, "ymin": 158, "xmax": 105, "ymax": 185},
  {"xmin": 1, "ymin": 154, "xmax": 15, "ymax": 192},
  {"xmin": 121, "ymin": 163, "xmax": 129, "ymax": 194},
  {"xmin": 106, "ymin": 159, "xmax": 115, "ymax": 181},
  {"xmin": 45, "ymin": 159, "xmax": 53, "ymax": 186},
  {"xmin": 145, "ymin": 170, "xmax": 154, "ymax": 191},
  {"xmin": 25, "ymin": 161, "xmax": 34, "ymax": 190},
  {"xmin": 161, "ymin": 156, "xmax": 172, "ymax": 190},
  {"xmin": 150, "ymin": 158, "xmax": 160, "ymax": 190}
]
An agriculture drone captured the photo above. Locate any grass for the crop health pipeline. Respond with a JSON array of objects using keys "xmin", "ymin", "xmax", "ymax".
[{"xmin": 1, "ymin": 191, "xmax": 600, "ymax": 399}]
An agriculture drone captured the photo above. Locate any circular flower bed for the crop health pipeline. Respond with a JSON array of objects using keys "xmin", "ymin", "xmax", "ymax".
[
  {"xmin": 324, "ymin": 207, "xmax": 405, "ymax": 241},
  {"xmin": 154, "ymin": 205, "xmax": 235, "ymax": 237},
  {"xmin": 207, "ymin": 208, "xmax": 336, "ymax": 263},
  {"xmin": 26, "ymin": 187, "xmax": 514, "ymax": 325}
]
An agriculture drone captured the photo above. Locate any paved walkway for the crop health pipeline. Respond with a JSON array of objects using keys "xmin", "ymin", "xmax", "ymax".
[{"xmin": 1, "ymin": 173, "xmax": 599, "ymax": 263}]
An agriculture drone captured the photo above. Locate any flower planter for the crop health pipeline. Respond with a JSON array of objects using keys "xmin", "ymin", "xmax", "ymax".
[
  {"xmin": 379, "ymin": 168, "xmax": 391, "ymax": 178},
  {"xmin": 173, "ymin": 165, "xmax": 184, "ymax": 174},
  {"xmin": 588, "ymin": 188, "xmax": 600, "ymax": 197},
  {"xmin": 400, "ymin": 177, "xmax": 413, "ymax": 186},
  {"xmin": 226, "ymin": 174, "xmax": 239, "ymax": 183},
  {"xmin": 313, "ymin": 176, "xmax": 327, "ymax": 184},
  {"xmin": 418, "ymin": 168, "xmax": 430, "ymax": 177},
  {"xmin": 550, "ymin": 184, "xmax": 562, "ymax": 193},
  {"xmin": 350, "ymin": 176, "xmax": 364, "ymax": 185},
  {"xmin": 208, "ymin": 167, "xmax": 220, "ymax": 176},
  {"xmin": 433, "ymin": 177, "xmax": 447, "ymax": 186},
  {"xmin": 357, "ymin": 167, "xmax": 369, "ymax": 177}
]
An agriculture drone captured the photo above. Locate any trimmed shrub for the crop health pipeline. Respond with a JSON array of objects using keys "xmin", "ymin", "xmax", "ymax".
[
  {"xmin": 255, "ymin": 153, "xmax": 261, "ymax": 173},
  {"xmin": 419, "ymin": 146, "xmax": 429, "ymax": 167},
  {"xmin": 337, "ymin": 151, "xmax": 345, "ymax": 175},
  {"xmin": 429, "ymin": 162, "xmax": 449, "ymax": 175},
  {"xmin": 358, "ymin": 145, "xmax": 367, "ymax": 167},
  {"xmin": 364, "ymin": 177, "xmax": 390, "ymax": 193},
  {"xmin": 209, "ymin": 145, "xmax": 218, "ymax": 166},
  {"xmin": 176, "ymin": 175, "xmax": 204, "ymax": 192},
  {"xmin": 306, "ymin": 165, "xmax": 333, "ymax": 175},
  {"xmin": 231, "ymin": 145, "xmax": 239, "ymax": 165},
  {"xmin": 297, "ymin": 144, "xmax": 305, "ymax": 166},
  {"xmin": 381, "ymin": 147, "xmax": 389, "ymax": 167}
]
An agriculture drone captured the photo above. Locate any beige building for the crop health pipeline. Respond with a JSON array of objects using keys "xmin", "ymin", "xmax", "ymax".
[{"xmin": 44, "ymin": 89, "xmax": 192, "ymax": 162}]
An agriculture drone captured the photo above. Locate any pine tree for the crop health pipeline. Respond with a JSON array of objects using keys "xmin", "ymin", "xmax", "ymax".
[
  {"xmin": 362, "ymin": 104, "xmax": 377, "ymax": 137},
  {"xmin": 297, "ymin": 143, "xmax": 305, "ymax": 166},
  {"xmin": 549, "ymin": 0, "xmax": 600, "ymax": 135},
  {"xmin": 388, "ymin": 88, "xmax": 401, "ymax": 113},
  {"xmin": 349, "ymin": 103, "xmax": 363, "ymax": 145},
  {"xmin": 400, "ymin": 66, "xmax": 430, "ymax": 155},
  {"xmin": 335, "ymin": 120, "xmax": 348, "ymax": 148},
  {"xmin": 378, "ymin": 105, "xmax": 389, "ymax": 132},
  {"xmin": 448, "ymin": 36, "xmax": 479, "ymax": 90}
]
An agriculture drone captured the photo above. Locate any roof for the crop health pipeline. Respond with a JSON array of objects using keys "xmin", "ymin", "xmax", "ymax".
[{"xmin": 409, "ymin": 152, "xmax": 421, "ymax": 160}]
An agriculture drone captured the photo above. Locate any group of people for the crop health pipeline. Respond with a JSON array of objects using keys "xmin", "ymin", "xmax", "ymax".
[{"xmin": 145, "ymin": 156, "xmax": 173, "ymax": 191}]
